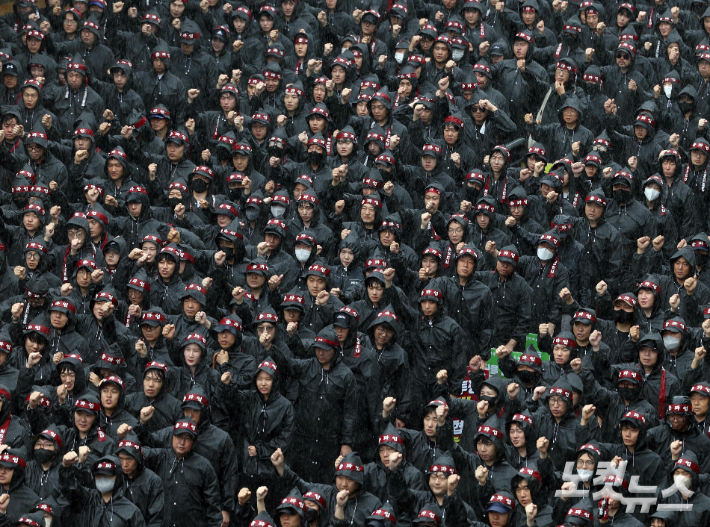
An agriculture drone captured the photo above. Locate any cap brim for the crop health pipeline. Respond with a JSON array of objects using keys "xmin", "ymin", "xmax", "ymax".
[
  {"xmin": 486, "ymin": 503, "xmax": 510, "ymax": 514},
  {"xmin": 313, "ymin": 341, "xmax": 334, "ymax": 350}
]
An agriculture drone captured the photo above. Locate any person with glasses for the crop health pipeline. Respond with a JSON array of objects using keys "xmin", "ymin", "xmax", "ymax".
[
  {"xmin": 527, "ymin": 381, "xmax": 597, "ymax": 472},
  {"xmin": 594, "ymin": 42, "xmax": 649, "ymax": 123}
]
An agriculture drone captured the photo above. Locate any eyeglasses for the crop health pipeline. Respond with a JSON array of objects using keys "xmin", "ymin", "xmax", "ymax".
[
  {"xmin": 576, "ymin": 459, "xmax": 595, "ymax": 468},
  {"xmin": 26, "ymin": 252, "xmax": 40, "ymax": 260},
  {"xmin": 256, "ymin": 325, "xmax": 275, "ymax": 334},
  {"xmin": 615, "ymin": 52, "xmax": 631, "ymax": 60},
  {"xmin": 34, "ymin": 441, "xmax": 54, "ymax": 449},
  {"xmin": 430, "ymin": 473, "xmax": 448, "ymax": 481},
  {"xmin": 549, "ymin": 396, "xmax": 567, "ymax": 406},
  {"xmin": 27, "ymin": 145, "xmax": 41, "ymax": 151}
]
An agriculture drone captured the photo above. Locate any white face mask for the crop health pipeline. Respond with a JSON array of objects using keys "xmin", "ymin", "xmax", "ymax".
[
  {"xmin": 644, "ymin": 188, "xmax": 660, "ymax": 202},
  {"xmin": 95, "ymin": 477, "xmax": 115, "ymax": 494},
  {"xmin": 664, "ymin": 85, "xmax": 672, "ymax": 98},
  {"xmin": 395, "ymin": 52, "xmax": 405, "ymax": 63},
  {"xmin": 674, "ymin": 474, "xmax": 692, "ymax": 491},
  {"xmin": 295, "ymin": 248, "xmax": 311, "ymax": 263},
  {"xmin": 537, "ymin": 247, "xmax": 554, "ymax": 261},
  {"xmin": 271, "ymin": 205, "xmax": 286, "ymax": 218},
  {"xmin": 663, "ymin": 335, "xmax": 680, "ymax": 350},
  {"xmin": 577, "ymin": 469, "xmax": 594, "ymax": 481},
  {"xmin": 452, "ymin": 49, "xmax": 464, "ymax": 61},
  {"xmin": 45, "ymin": 519, "xmax": 52, "ymax": 527}
]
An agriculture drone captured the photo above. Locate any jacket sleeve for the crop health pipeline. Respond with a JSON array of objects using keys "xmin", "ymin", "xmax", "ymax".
[
  {"xmin": 201, "ymin": 461, "xmax": 225, "ymax": 527},
  {"xmin": 145, "ymin": 475, "xmax": 164, "ymax": 527},
  {"xmin": 340, "ymin": 371, "xmax": 359, "ymax": 446}
]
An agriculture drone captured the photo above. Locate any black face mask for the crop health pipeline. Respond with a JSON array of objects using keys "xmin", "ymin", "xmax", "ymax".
[
  {"xmin": 305, "ymin": 508, "xmax": 319, "ymax": 523},
  {"xmin": 583, "ymin": 83, "xmax": 597, "ymax": 95},
  {"xmin": 479, "ymin": 394, "xmax": 496, "ymax": 408},
  {"xmin": 191, "ymin": 179, "xmax": 209, "ymax": 193},
  {"xmin": 613, "ymin": 189, "xmax": 630, "ymax": 203},
  {"xmin": 617, "ymin": 386, "xmax": 638, "ymax": 402},
  {"xmin": 308, "ymin": 151, "xmax": 324, "ymax": 166},
  {"xmin": 33, "ymin": 448, "xmax": 55, "ymax": 464},
  {"xmin": 268, "ymin": 146, "xmax": 284, "ymax": 158},
  {"xmin": 13, "ymin": 197, "xmax": 28, "ymax": 209},
  {"xmin": 379, "ymin": 168, "xmax": 392, "ymax": 182},
  {"xmin": 614, "ymin": 309, "xmax": 635, "ymax": 324},
  {"xmin": 465, "ymin": 185, "xmax": 481, "ymax": 202},
  {"xmin": 168, "ymin": 197, "xmax": 182, "ymax": 210},
  {"xmin": 563, "ymin": 35, "xmax": 577, "ymax": 48},
  {"xmin": 220, "ymin": 246, "xmax": 235, "ymax": 259},
  {"xmin": 517, "ymin": 370, "xmax": 539, "ymax": 384},
  {"xmin": 679, "ymin": 101, "xmax": 694, "ymax": 114},
  {"xmin": 229, "ymin": 188, "xmax": 243, "ymax": 202},
  {"xmin": 697, "ymin": 253, "xmax": 708, "ymax": 268}
]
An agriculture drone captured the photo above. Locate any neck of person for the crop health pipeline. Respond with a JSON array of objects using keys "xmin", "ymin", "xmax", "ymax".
[
  {"xmin": 155, "ymin": 128, "xmax": 168, "ymax": 140},
  {"xmin": 41, "ymin": 459, "xmax": 53, "ymax": 471},
  {"xmin": 565, "ymin": 121, "xmax": 577, "ymax": 130},
  {"xmin": 516, "ymin": 445, "xmax": 527, "ymax": 458},
  {"xmin": 79, "ymin": 285, "xmax": 90, "ymax": 297},
  {"xmin": 251, "ymin": 285, "xmax": 263, "ymax": 299},
  {"xmin": 643, "ymin": 307, "xmax": 653, "ymax": 318},
  {"xmin": 189, "ymin": 365, "xmax": 197, "ymax": 376},
  {"xmin": 588, "ymin": 218, "xmax": 598, "ymax": 228},
  {"xmin": 642, "ymin": 363, "xmax": 654, "ymax": 374},
  {"xmin": 104, "ymin": 406, "xmax": 115, "ymax": 417},
  {"xmin": 309, "ymin": 162, "xmax": 320, "ymax": 171},
  {"xmin": 626, "ymin": 442, "xmax": 635, "ymax": 453},
  {"xmin": 192, "ymin": 190, "xmax": 208, "ymax": 201},
  {"xmin": 78, "ymin": 429, "xmax": 88, "ymax": 440}
]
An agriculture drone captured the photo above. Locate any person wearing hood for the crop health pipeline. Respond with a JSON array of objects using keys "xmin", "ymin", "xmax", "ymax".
[
  {"xmin": 475, "ymin": 245, "xmax": 532, "ymax": 351},
  {"xmin": 595, "ymin": 42, "xmax": 650, "ymax": 124},
  {"xmin": 245, "ymin": 218, "xmax": 300, "ymax": 293},
  {"xmin": 605, "ymin": 170, "xmax": 656, "ymax": 291},
  {"xmin": 97, "ymin": 375, "xmax": 137, "ymax": 441},
  {"xmin": 525, "ymin": 95, "xmax": 593, "ymax": 162},
  {"xmin": 100, "ymin": 147, "xmax": 139, "ymax": 216},
  {"xmin": 133, "ymin": 382, "xmax": 238, "ymax": 526},
  {"xmin": 16, "ymin": 79, "xmax": 59, "ymax": 143},
  {"xmin": 618, "ymin": 331, "xmax": 681, "ymax": 421},
  {"xmin": 331, "ymin": 306, "xmax": 380, "ymax": 460},
  {"xmin": 125, "ymin": 361, "xmax": 181, "ymax": 435},
  {"xmin": 48, "ymin": 55, "xmax": 105, "ymax": 139},
  {"xmin": 59, "ymin": 451, "xmax": 146, "ymax": 527},
  {"xmin": 362, "ymin": 423, "xmax": 427, "ymax": 504},
  {"xmin": 639, "ymin": 175, "xmax": 679, "ymax": 261},
  {"xmin": 497, "ymin": 346, "xmax": 546, "ymax": 402},
  {"xmin": 688, "ymin": 381, "xmax": 710, "ymax": 437},
  {"xmin": 0, "ymin": 448, "xmax": 40, "ymax": 522},
  {"xmin": 659, "ymin": 450, "xmax": 710, "ymax": 527},
  {"xmin": 574, "ymin": 359, "xmax": 659, "ymax": 442},
  {"xmin": 489, "ymin": 31, "xmax": 548, "ymax": 127},
  {"xmin": 658, "ymin": 316, "xmax": 700, "ymax": 381},
  {"xmin": 146, "ymin": 245, "xmax": 184, "ymax": 315},
  {"xmin": 24, "ymin": 423, "xmax": 63, "ymax": 500},
  {"xmin": 8, "ymin": 316, "xmax": 55, "ymax": 394},
  {"xmin": 265, "ymin": 325, "xmax": 357, "ymax": 482},
  {"xmin": 504, "ymin": 411, "xmax": 543, "ymax": 470},
  {"xmin": 597, "ymin": 410, "xmax": 667, "ymax": 492},
  {"xmin": 45, "ymin": 298, "xmax": 90, "ymax": 362},
  {"xmin": 220, "ymin": 358, "xmax": 294, "ymax": 493},
  {"xmin": 384, "ymin": 450, "xmax": 477, "ymax": 527},
  {"xmin": 91, "ymin": 60, "xmax": 147, "ymax": 135},
  {"xmin": 115, "ymin": 433, "xmax": 164, "ymax": 527},
  {"xmin": 646, "ymin": 396, "xmax": 710, "ymax": 472},
  {"xmin": 401, "ymin": 286, "xmax": 468, "ymax": 420},
  {"xmin": 288, "ymin": 191, "xmax": 336, "ymax": 264},
  {"xmin": 132, "ymin": 43, "xmax": 188, "ymax": 126},
  {"xmin": 509, "ymin": 466, "xmax": 554, "ymax": 527},
  {"xmin": 446, "ymin": 365, "xmax": 522, "ymax": 452},
  {"xmin": 170, "ymin": 20, "xmax": 218, "ymax": 113},
  {"xmin": 638, "ymin": 247, "xmax": 710, "ymax": 328},
  {"xmin": 528, "ymin": 380, "xmax": 597, "ymax": 471},
  {"xmin": 187, "ymin": 82, "xmax": 241, "ymax": 155},
  {"xmin": 211, "ymin": 314, "xmax": 257, "ymax": 391},
  {"xmin": 566, "ymin": 190, "xmax": 622, "ymax": 300},
  {"xmin": 139, "ymin": 417, "xmax": 222, "ymax": 527},
  {"xmin": 271, "ymin": 451, "xmax": 382, "ymax": 527},
  {"xmin": 464, "ymin": 187, "xmax": 500, "ymax": 252}
]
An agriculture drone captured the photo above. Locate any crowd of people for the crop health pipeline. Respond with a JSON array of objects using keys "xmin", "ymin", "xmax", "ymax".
[{"xmin": 0, "ymin": 0, "xmax": 707, "ymax": 525}]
